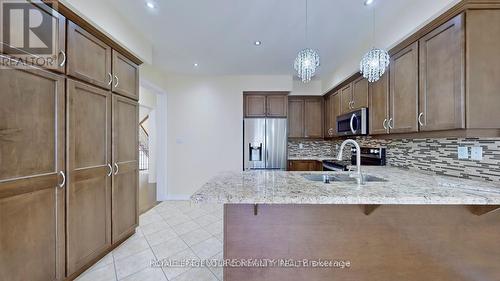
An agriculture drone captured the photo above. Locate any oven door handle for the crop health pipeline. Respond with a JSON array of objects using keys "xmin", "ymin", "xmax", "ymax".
[{"xmin": 350, "ymin": 113, "xmax": 356, "ymax": 134}]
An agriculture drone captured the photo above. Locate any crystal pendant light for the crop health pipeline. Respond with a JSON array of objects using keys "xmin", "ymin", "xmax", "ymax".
[
  {"xmin": 294, "ymin": 0, "xmax": 320, "ymax": 83},
  {"xmin": 360, "ymin": 1, "xmax": 389, "ymax": 83}
]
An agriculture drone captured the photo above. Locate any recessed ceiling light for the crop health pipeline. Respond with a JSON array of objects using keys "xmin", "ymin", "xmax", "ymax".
[
  {"xmin": 193, "ymin": 63, "xmax": 199, "ymax": 67},
  {"xmin": 146, "ymin": 1, "xmax": 155, "ymax": 9},
  {"xmin": 254, "ymin": 41, "xmax": 262, "ymax": 46},
  {"xmin": 364, "ymin": 0, "xmax": 374, "ymax": 5}
]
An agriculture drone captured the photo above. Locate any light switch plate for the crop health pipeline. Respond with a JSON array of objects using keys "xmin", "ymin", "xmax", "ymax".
[
  {"xmin": 471, "ymin": 146, "xmax": 483, "ymax": 161},
  {"xmin": 458, "ymin": 147, "xmax": 469, "ymax": 160}
]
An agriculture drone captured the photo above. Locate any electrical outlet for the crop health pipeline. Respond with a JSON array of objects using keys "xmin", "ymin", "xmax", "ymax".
[
  {"xmin": 471, "ymin": 146, "xmax": 483, "ymax": 161},
  {"xmin": 457, "ymin": 147, "xmax": 469, "ymax": 160},
  {"xmin": 299, "ymin": 143, "xmax": 304, "ymax": 149}
]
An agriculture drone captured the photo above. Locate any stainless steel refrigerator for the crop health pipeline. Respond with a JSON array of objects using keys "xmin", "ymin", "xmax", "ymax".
[{"xmin": 244, "ymin": 119, "xmax": 287, "ymax": 170}]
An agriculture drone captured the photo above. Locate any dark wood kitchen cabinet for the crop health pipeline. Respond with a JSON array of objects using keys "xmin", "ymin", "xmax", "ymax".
[
  {"xmin": 325, "ymin": 91, "xmax": 340, "ymax": 137},
  {"xmin": 304, "ymin": 98, "xmax": 324, "ymax": 138},
  {"xmin": 369, "ymin": 72, "xmax": 390, "ymax": 135},
  {"xmin": 67, "ymin": 21, "xmax": 112, "ymax": 90},
  {"xmin": 266, "ymin": 95, "xmax": 288, "ymax": 117},
  {"xmin": 288, "ymin": 96, "xmax": 323, "ymax": 138},
  {"xmin": 0, "ymin": 60, "xmax": 66, "ymax": 281},
  {"xmin": 244, "ymin": 92, "xmax": 288, "ymax": 118},
  {"xmin": 1, "ymin": 1, "xmax": 142, "ymax": 279},
  {"xmin": 419, "ymin": 14, "xmax": 465, "ymax": 131},
  {"xmin": 66, "ymin": 80, "xmax": 112, "ymax": 276},
  {"xmin": 288, "ymin": 160, "xmax": 323, "ymax": 171},
  {"xmin": 112, "ymin": 50, "xmax": 140, "ymax": 100},
  {"xmin": 466, "ymin": 10, "xmax": 500, "ymax": 129},
  {"xmin": 340, "ymin": 83, "xmax": 353, "ymax": 114},
  {"xmin": 352, "ymin": 77, "xmax": 369, "ymax": 110},
  {"xmin": 389, "ymin": 41, "xmax": 419, "ymax": 134},
  {"xmin": 1, "ymin": 1, "xmax": 67, "ymax": 73},
  {"xmin": 112, "ymin": 95, "xmax": 139, "ymax": 243}
]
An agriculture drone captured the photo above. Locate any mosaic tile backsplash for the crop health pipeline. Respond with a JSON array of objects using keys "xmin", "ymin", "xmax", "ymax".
[{"xmin": 288, "ymin": 138, "xmax": 500, "ymax": 182}]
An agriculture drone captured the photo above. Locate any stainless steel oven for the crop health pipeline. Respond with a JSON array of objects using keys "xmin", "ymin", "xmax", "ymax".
[{"xmin": 336, "ymin": 108, "xmax": 368, "ymax": 136}]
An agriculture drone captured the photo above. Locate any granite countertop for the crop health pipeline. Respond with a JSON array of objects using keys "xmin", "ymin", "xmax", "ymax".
[{"xmin": 191, "ymin": 167, "xmax": 500, "ymax": 205}]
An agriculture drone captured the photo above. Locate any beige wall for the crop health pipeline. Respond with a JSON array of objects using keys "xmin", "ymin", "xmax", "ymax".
[
  {"xmin": 164, "ymin": 74, "xmax": 292, "ymax": 199},
  {"xmin": 60, "ymin": 0, "xmax": 153, "ymax": 63}
]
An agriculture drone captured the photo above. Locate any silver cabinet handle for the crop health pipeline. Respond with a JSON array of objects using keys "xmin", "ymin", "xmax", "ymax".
[
  {"xmin": 418, "ymin": 112, "xmax": 424, "ymax": 126},
  {"xmin": 58, "ymin": 171, "xmax": 66, "ymax": 188},
  {"xmin": 383, "ymin": 119, "xmax": 388, "ymax": 130},
  {"xmin": 59, "ymin": 50, "xmax": 66, "ymax": 67},
  {"xmin": 388, "ymin": 118, "xmax": 394, "ymax": 129},
  {"xmin": 113, "ymin": 163, "xmax": 119, "ymax": 175},
  {"xmin": 114, "ymin": 76, "xmax": 119, "ymax": 88},
  {"xmin": 107, "ymin": 164, "xmax": 112, "ymax": 177},
  {"xmin": 350, "ymin": 113, "xmax": 356, "ymax": 134},
  {"xmin": 351, "ymin": 100, "xmax": 355, "ymax": 109},
  {"xmin": 107, "ymin": 73, "xmax": 113, "ymax": 86}
]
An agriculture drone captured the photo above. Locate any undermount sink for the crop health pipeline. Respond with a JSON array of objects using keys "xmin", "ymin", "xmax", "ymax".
[{"xmin": 302, "ymin": 174, "xmax": 387, "ymax": 183}]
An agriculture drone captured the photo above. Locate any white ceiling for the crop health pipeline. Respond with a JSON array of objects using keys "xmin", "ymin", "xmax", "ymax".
[{"xmin": 106, "ymin": 0, "xmax": 455, "ymax": 77}]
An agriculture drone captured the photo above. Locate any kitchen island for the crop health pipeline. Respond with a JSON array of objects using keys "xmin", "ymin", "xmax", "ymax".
[{"xmin": 192, "ymin": 167, "xmax": 500, "ymax": 281}]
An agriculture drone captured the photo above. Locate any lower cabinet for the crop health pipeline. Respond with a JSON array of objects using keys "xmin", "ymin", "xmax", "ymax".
[
  {"xmin": 112, "ymin": 95, "xmax": 139, "ymax": 243},
  {"xmin": 0, "ymin": 60, "xmax": 66, "ymax": 281},
  {"xmin": 66, "ymin": 80, "xmax": 112, "ymax": 275},
  {"xmin": 288, "ymin": 160, "xmax": 323, "ymax": 171}
]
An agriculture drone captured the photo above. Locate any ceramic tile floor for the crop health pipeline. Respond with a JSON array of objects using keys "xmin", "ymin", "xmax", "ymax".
[{"xmin": 76, "ymin": 201, "xmax": 224, "ymax": 281}]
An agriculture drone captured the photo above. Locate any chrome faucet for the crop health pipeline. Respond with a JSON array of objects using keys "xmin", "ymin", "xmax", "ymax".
[{"xmin": 337, "ymin": 139, "xmax": 364, "ymax": 184}]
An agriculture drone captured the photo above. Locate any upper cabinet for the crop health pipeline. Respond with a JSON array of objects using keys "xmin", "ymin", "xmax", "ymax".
[
  {"xmin": 1, "ymin": 2, "xmax": 67, "ymax": 73},
  {"xmin": 244, "ymin": 92, "xmax": 288, "ymax": 118},
  {"xmin": 466, "ymin": 10, "xmax": 500, "ymax": 129},
  {"xmin": 352, "ymin": 77, "xmax": 369, "ymax": 111},
  {"xmin": 112, "ymin": 50, "xmax": 140, "ymax": 100},
  {"xmin": 288, "ymin": 96, "xmax": 323, "ymax": 139},
  {"xmin": 419, "ymin": 14, "xmax": 465, "ymax": 131},
  {"xmin": 325, "ymin": 92, "xmax": 340, "ymax": 137},
  {"xmin": 369, "ymin": 72, "xmax": 390, "ymax": 135},
  {"xmin": 389, "ymin": 41, "xmax": 419, "ymax": 134},
  {"xmin": 340, "ymin": 84, "xmax": 353, "ymax": 114},
  {"xmin": 67, "ymin": 21, "xmax": 112, "ymax": 90},
  {"xmin": 67, "ymin": 22, "xmax": 139, "ymax": 100}
]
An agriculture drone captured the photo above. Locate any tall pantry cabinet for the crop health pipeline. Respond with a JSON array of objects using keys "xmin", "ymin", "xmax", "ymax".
[{"xmin": 0, "ymin": 1, "xmax": 140, "ymax": 280}]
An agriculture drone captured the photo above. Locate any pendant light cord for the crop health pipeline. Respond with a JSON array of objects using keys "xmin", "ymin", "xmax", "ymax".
[
  {"xmin": 305, "ymin": 0, "xmax": 308, "ymax": 44},
  {"xmin": 372, "ymin": 4, "xmax": 375, "ymax": 48}
]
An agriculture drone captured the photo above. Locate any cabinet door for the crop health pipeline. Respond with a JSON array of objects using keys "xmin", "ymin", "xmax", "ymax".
[
  {"xmin": 331, "ymin": 93, "xmax": 341, "ymax": 136},
  {"xmin": 369, "ymin": 72, "xmax": 390, "ymax": 135},
  {"xmin": 266, "ymin": 95, "xmax": 288, "ymax": 117},
  {"xmin": 325, "ymin": 92, "xmax": 340, "ymax": 137},
  {"xmin": 1, "ymin": 2, "xmax": 66, "ymax": 73},
  {"xmin": 66, "ymin": 80, "xmax": 112, "ymax": 275},
  {"xmin": 67, "ymin": 21, "xmax": 112, "ymax": 89},
  {"xmin": 288, "ymin": 160, "xmax": 319, "ymax": 171},
  {"xmin": 352, "ymin": 77, "xmax": 369, "ymax": 110},
  {"xmin": 112, "ymin": 95, "xmax": 139, "ymax": 243},
  {"xmin": 244, "ymin": 95, "xmax": 267, "ymax": 117},
  {"xmin": 340, "ymin": 84, "xmax": 353, "ymax": 114},
  {"xmin": 390, "ymin": 42, "xmax": 419, "ymax": 133},
  {"xmin": 419, "ymin": 14, "xmax": 465, "ymax": 131},
  {"xmin": 304, "ymin": 98, "xmax": 323, "ymax": 138},
  {"xmin": 112, "ymin": 50, "xmax": 139, "ymax": 100},
  {"xmin": 0, "ymin": 60, "xmax": 65, "ymax": 281},
  {"xmin": 467, "ymin": 10, "xmax": 500, "ymax": 129},
  {"xmin": 288, "ymin": 99, "xmax": 304, "ymax": 138}
]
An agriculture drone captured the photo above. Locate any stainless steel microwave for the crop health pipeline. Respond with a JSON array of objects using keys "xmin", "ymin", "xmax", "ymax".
[{"xmin": 337, "ymin": 108, "xmax": 368, "ymax": 136}]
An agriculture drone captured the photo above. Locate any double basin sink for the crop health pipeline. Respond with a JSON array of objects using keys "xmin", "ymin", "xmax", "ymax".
[{"xmin": 302, "ymin": 173, "xmax": 386, "ymax": 183}]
